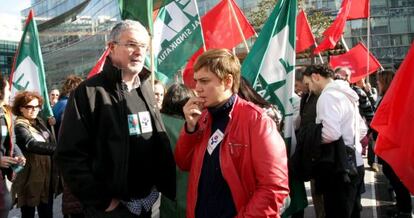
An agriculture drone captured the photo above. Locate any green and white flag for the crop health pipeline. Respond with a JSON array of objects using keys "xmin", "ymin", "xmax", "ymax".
[
  {"xmin": 11, "ymin": 10, "xmax": 53, "ymax": 117},
  {"xmin": 241, "ymin": 0, "xmax": 308, "ymax": 215},
  {"xmin": 242, "ymin": 0, "xmax": 297, "ymax": 146},
  {"xmin": 151, "ymin": 0, "xmax": 203, "ymax": 79}
]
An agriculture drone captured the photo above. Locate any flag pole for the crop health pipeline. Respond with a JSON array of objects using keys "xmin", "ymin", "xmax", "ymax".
[
  {"xmin": 228, "ymin": 0, "xmax": 250, "ymax": 53},
  {"xmin": 340, "ymin": 35, "xmax": 350, "ymax": 52},
  {"xmin": 314, "ymin": 43, "xmax": 324, "ymax": 64},
  {"xmin": 194, "ymin": 0, "xmax": 206, "ymax": 51},
  {"xmin": 150, "ymin": 36, "xmax": 155, "ymax": 88},
  {"xmin": 366, "ymin": 15, "xmax": 371, "ymax": 83}
]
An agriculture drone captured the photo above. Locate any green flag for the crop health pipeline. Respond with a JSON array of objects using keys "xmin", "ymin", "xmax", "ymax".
[
  {"xmin": 11, "ymin": 10, "xmax": 53, "ymax": 118},
  {"xmin": 118, "ymin": 0, "xmax": 154, "ymax": 34},
  {"xmin": 151, "ymin": 0, "xmax": 203, "ymax": 79},
  {"xmin": 242, "ymin": 0, "xmax": 297, "ymax": 147},
  {"xmin": 241, "ymin": 0, "xmax": 307, "ymax": 215}
]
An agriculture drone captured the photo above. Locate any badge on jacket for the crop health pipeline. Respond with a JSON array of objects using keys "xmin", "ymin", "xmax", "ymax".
[
  {"xmin": 138, "ymin": 111, "xmax": 153, "ymax": 133},
  {"xmin": 128, "ymin": 114, "xmax": 141, "ymax": 135},
  {"xmin": 207, "ymin": 129, "xmax": 224, "ymax": 155}
]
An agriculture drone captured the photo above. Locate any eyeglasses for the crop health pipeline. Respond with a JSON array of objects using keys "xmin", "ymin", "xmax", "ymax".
[
  {"xmin": 22, "ymin": 105, "xmax": 42, "ymax": 111},
  {"xmin": 114, "ymin": 41, "xmax": 148, "ymax": 51}
]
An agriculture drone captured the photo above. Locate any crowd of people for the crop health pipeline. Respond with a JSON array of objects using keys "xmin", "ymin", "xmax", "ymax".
[{"xmin": 0, "ymin": 19, "xmax": 412, "ymax": 218}]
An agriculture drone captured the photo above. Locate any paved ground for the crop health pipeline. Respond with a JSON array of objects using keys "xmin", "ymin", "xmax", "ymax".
[
  {"xmin": 303, "ymin": 158, "xmax": 414, "ymax": 218},
  {"xmin": 7, "ymin": 158, "xmax": 414, "ymax": 217}
]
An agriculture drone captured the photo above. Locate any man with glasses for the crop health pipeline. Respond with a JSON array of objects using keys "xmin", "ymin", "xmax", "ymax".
[{"xmin": 55, "ymin": 20, "xmax": 176, "ymax": 218}]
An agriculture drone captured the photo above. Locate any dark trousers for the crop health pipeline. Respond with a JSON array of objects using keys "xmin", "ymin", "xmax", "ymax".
[
  {"xmin": 316, "ymin": 165, "xmax": 365, "ymax": 218},
  {"xmin": 0, "ymin": 178, "xmax": 12, "ymax": 218},
  {"xmin": 21, "ymin": 202, "xmax": 53, "ymax": 218},
  {"xmin": 83, "ymin": 204, "xmax": 151, "ymax": 218},
  {"xmin": 382, "ymin": 160, "xmax": 412, "ymax": 213},
  {"xmin": 367, "ymin": 135, "xmax": 377, "ymax": 166}
]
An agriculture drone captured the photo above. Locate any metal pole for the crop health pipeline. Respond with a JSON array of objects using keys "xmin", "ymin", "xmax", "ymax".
[
  {"xmin": 150, "ymin": 36, "xmax": 155, "ymax": 88},
  {"xmin": 194, "ymin": 0, "xmax": 206, "ymax": 51},
  {"xmin": 228, "ymin": 0, "xmax": 250, "ymax": 53},
  {"xmin": 366, "ymin": 16, "xmax": 371, "ymax": 83}
]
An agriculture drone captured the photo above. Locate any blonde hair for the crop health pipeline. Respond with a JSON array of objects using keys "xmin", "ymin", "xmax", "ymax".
[{"xmin": 193, "ymin": 49, "xmax": 240, "ymax": 93}]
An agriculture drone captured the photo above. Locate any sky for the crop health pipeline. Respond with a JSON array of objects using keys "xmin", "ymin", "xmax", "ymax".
[
  {"xmin": 0, "ymin": 0, "xmax": 31, "ymax": 17},
  {"xmin": 0, "ymin": 0, "xmax": 31, "ymax": 41}
]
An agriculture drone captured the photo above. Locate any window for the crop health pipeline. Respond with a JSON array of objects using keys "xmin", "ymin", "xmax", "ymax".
[
  {"xmin": 372, "ymin": 35, "xmax": 390, "ymax": 47},
  {"xmin": 390, "ymin": 16, "xmax": 408, "ymax": 33},
  {"xmin": 371, "ymin": 17, "xmax": 389, "ymax": 34},
  {"xmin": 372, "ymin": 0, "xmax": 387, "ymax": 7}
]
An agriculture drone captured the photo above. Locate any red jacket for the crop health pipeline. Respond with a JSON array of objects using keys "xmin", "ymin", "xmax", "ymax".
[{"xmin": 175, "ymin": 97, "xmax": 289, "ymax": 218}]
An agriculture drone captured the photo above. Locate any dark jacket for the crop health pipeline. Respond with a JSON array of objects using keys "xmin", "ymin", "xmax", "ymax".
[
  {"xmin": 299, "ymin": 92, "xmax": 318, "ymax": 127},
  {"xmin": 290, "ymin": 123, "xmax": 322, "ymax": 181},
  {"xmin": 55, "ymin": 58, "xmax": 176, "ymax": 210},
  {"xmin": 291, "ymin": 123, "xmax": 357, "ymax": 184},
  {"xmin": 352, "ymin": 86, "xmax": 375, "ymax": 125},
  {"xmin": 12, "ymin": 117, "xmax": 57, "ymax": 207}
]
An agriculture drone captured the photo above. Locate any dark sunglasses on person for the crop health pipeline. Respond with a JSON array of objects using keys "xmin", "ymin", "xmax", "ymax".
[{"xmin": 23, "ymin": 105, "xmax": 42, "ymax": 110}]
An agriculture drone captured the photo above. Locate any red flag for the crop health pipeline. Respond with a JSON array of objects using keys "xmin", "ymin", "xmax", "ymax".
[
  {"xmin": 371, "ymin": 42, "xmax": 414, "ymax": 194},
  {"xmin": 183, "ymin": 0, "xmax": 256, "ymax": 88},
  {"xmin": 329, "ymin": 42, "xmax": 381, "ymax": 83},
  {"xmin": 347, "ymin": 0, "xmax": 370, "ymax": 20},
  {"xmin": 296, "ymin": 10, "xmax": 315, "ymax": 53},
  {"xmin": 87, "ymin": 47, "xmax": 110, "ymax": 78},
  {"xmin": 314, "ymin": 0, "xmax": 352, "ymax": 54}
]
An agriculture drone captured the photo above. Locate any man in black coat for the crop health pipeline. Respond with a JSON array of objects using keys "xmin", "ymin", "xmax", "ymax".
[{"xmin": 55, "ymin": 20, "xmax": 176, "ymax": 218}]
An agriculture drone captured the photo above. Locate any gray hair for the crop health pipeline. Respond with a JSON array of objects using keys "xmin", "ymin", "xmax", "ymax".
[{"xmin": 108, "ymin": 20, "xmax": 149, "ymax": 42}]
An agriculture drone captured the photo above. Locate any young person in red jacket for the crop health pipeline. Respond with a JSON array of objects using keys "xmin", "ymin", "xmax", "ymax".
[{"xmin": 175, "ymin": 49, "xmax": 290, "ymax": 218}]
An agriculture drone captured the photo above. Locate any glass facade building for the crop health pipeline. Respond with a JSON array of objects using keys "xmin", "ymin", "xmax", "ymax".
[
  {"xmin": 23, "ymin": 0, "xmax": 120, "ymax": 87},
  {"xmin": 0, "ymin": 40, "xmax": 18, "ymax": 76},
  {"xmin": 305, "ymin": 0, "xmax": 414, "ymax": 69}
]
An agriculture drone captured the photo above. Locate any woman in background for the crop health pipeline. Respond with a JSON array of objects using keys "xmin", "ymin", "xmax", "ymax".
[
  {"xmin": 11, "ymin": 91, "xmax": 58, "ymax": 218},
  {"xmin": 375, "ymin": 70, "xmax": 412, "ymax": 218},
  {"xmin": 52, "ymin": 75, "xmax": 83, "ymax": 218},
  {"xmin": 159, "ymin": 84, "xmax": 195, "ymax": 218}
]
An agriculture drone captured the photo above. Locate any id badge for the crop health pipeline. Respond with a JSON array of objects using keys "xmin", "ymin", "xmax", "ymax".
[
  {"xmin": 207, "ymin": 129, "xmax": 224, "ymax": 155},
  {"xmin": 138, "ymin": 111, "xmax": 153, "ymax": 133},
  {"xmin": 128, "ymin": 114, "xmax": 141, "ymax": 135}
]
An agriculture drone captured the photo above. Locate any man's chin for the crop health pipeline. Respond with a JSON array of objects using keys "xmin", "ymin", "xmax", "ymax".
[{"xmin": 127, "ymin": 66, "xmax": 144, "ymax": 74}]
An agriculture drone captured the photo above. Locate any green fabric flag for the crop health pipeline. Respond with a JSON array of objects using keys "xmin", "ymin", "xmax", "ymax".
[
  {"xmin": 11, "ymin": 10, "xmax": 53, "ymax": 118},
  {"xmin": 151, "ymin": 0, "xmax": 203, "ymax": 79},
  {"xmin": 241, "ymin": 0, "xmax": 307, "ymax": 215},
  {"xmin": 118, "ymin": 0, "xmax": 156, "ymax": 34}
]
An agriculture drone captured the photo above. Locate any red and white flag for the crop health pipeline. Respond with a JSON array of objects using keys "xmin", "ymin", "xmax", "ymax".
[
  {"xmin": 371, "ymin": 42, "xmax": 414, "ymax": 194},
  {"xmin": 182, "ymin": 0, "xmax": 256, "ymax": 88},
  {"xmin": 329, "ymin": 42, "xmax": 381, "ymax": 83}
]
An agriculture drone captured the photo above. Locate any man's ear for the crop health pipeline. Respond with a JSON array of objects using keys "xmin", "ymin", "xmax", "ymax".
[
  {"xmin": 311, "ymin": 73, "xmax": 319, "ymax": 82},
  {"xmin": 224, "ymin": 74, "xmax": 234, "ymax": 90},
  {"xmin": 107, "ymin": 42, "xmax": 115, "ymax": 53}
]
